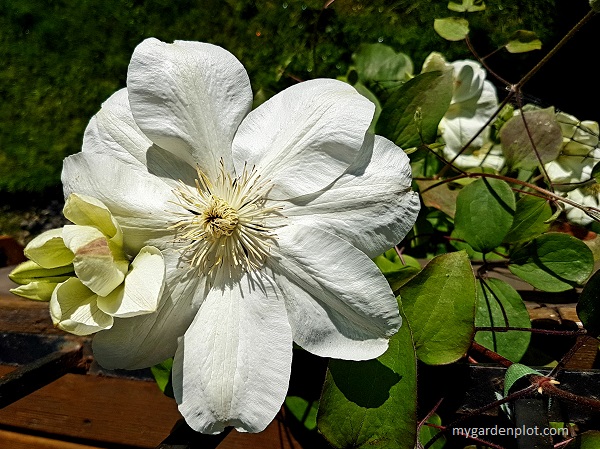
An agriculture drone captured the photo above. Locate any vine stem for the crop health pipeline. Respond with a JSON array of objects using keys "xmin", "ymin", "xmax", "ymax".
[
  {"xmin": 420, "ymin": 171, "xmax": 600, "ymax": 221},
  {"xmin": 423, "ymin": 422, "xmax": 507, "ymax": 449},
  {"xmin": 514, "ymin": 10, "xmax": 597, "ymax": 90},
  {"xmin": 475, "ymin": 327, "xmax": 587, "ymax": 336}
]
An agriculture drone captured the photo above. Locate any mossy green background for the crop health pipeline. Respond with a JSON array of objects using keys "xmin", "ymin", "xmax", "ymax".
[{"xmin": 1, "ymin": 0, "xmax": 595, "ymax": 193}]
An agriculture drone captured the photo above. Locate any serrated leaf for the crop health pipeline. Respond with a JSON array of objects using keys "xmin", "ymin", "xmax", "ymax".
[
  {"xmin": 285, "ymin": 396, "xmax": 318, "ymax": 431},
  {"xmin": 500, "ymin": 109, "xmax": 562, "ymax": 170},
  {"xmin": 503, "ymin": 195, "xmax": 552, "ymax": 244},
  {"xmin": 317, "ymin": 311, "xmax": 417, "ymax": 449},
  {"xmin": 434, "ymin": 17, "xmax": 470, "ymax": 41},
  {"xmin": 576, "ymin": 269, "xmax": 600, "ymax": 337},
  {"xmin": 476, "ymin": 278, "xmax": 531, "ymax": 362},
  {"xmin": 509, "ymin": 232, "xmax": 595, "ymax": 292},
  {"xmin": 376, "ymin": 70, "xmax": 453, "ymax": 148},
  {"xmin": 419, "ymin": 413, "xmax": 446, "ymax": 449},
  {"xmin": 504, "ymin": 363, "xmax": 543, "ymax": 396},
  {"xmin": 448, "ymin": 0, "xmax": 486, "ymax": 12},
  {"xmin": 453, "ymin": 177, "xmax": 516, "ymax": 253},
  {"xmin": 400, "ymin": 251, "xmax": 476, "ymax": 365}
]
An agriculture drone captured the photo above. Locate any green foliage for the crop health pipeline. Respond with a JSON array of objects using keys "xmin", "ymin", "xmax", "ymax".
[
  {"xmin": 376, "ymin": 71, "xmax": 453, "ymax": 149},
  {"xmin": 576, "ymin": 269, "xmax": 600, "ymax": 337},
  {"xmin": 453, "ymin": 178, "xmax": 516, "ymax": 253},
  {"xmin": 317, "ymin": 311, "xmax": 417, "ymax": 449},
  {"xmin": 566, "ymin": 431, "xmax": 600, "ymax": 448},
  {"xmin": 151, "ymin": 358, "xmax": 174, "ymax": 398},
  {"xmin": 500, "ymin": 108, "xmax": 562, "ymax": 170},
  {"xmin": 285, "ymin": 396, "xmax": 318, "ymax": 431},
  {"xmin": 503, "ymin": 363, "xmax": 543, "ymax": 396},
  {"xmin": 400, "ymin": 251, "xmax": 476, "ymax": 365},
  {"xmin": 506, "ymin": 30, "xmax": 543, "ymax": 53},
  {"xmin": 418, "ymin": 413, "xmax": 446, "ymax": 449},
  {"xmin": 1, "ymin": 0, "xmax": 560, "ymax": 193},
  {"xmin": 373, "ymin": 248, "xmax": 421, "ymax": 294},
  {"xmin": 508, "ymin": 232, "xmax": 595, "ymax": 292},
  {"xmin": 475, "ymin": 278, "xmax": 531, "ymax": 362},
  {"xmin": 434, "ymin": 17, "xmax": 470, "ymax": 41},
  {"xmin": 503, "ymin": 195, "xmax": 552, "ymax": 244}
]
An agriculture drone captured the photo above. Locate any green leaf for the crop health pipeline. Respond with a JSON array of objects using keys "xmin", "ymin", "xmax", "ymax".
[
  {"xmin": 453, "ymin": 178, "xmax": 516, "ymax": 253},
  {"xmin": 419, "ymin": 413, "xmax": 446, "ymax": 449},
  {"xmin": 353, "ymin": 43, "xmax": 413, "ymax": 86},
  {"xmin": 500, "ymin": 108, "xmax": 562, "ymax": 170},
  {"xmin": 506, "ymin": 30, "xmax": 542, "ymax": 53},
  {"xmin": 448, "ymin": 0, "xmax": 486, "ymax": 12},
  {"xmin": 433, "ymin": 17, "xmax": 470, "ymax": 41},
  {"xmin": 400, "ymin": 251, "xmax": 476, "ymax": 365},
  {"xmin": 475, "ymin": 278, "xmax": 531, "ymax": 362},
  {"xmin": 503, "ymin": 195, "xmax": 552, "ymax": 244},
  {"xmin": 373, "ymin": 249, "xmax": 421, "ymax": 293},
  {"xmin": 151, "ymin": 358, "xmax": 174, "ymax": 398},
  {"xmin": 592, "ymin": 0, "xmax": 600, "ymax": 13},
  {"xmin": 376, "ymin": 70, "xmax": 453, "ymax": 149},
  {"xmin": 509, "ymin": 233, "xmax": 595, "ymax": 292},
  {"xmin": 416, "ymin": 179, "xmax": 459, "ymax": 219},
  {"xmin": 504, "ymin": 363, "xmax": 543, "ymax": 396},
  {"xmin": 566, "ymin": 430, "xmax": 600, "ymax": 448},
  {"xmin": 317, "ymin": 312, "xmax": 417, "ymax": 449},
  {"xmin": 576, "ymin": 269, "xmax": 600, "ymax": 337},
  {"xmin": 285, "ymin": 396, "xmax": 318, "ymax": 431}
]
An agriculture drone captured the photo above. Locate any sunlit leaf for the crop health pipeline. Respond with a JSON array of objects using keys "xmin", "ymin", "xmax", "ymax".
[
  {"xmin": 434, "ymin": 17, "xmax": 470, "ymax": 41},
  {"xmin": 353, "ymin": 43, "xmax": 413, "ymax": 86},
  {"xmin": 476, "ymin": 278, "xmax": 531, "ymax": 362},
  {"xmin": 377, "ymin": 70, "xmax": 453, "ymax": 148},
  {"xmin": 373, "ymin": 249, "xmax": 421, "ymax": 293},
  {"xmin": 576, "ymin": 269, "xmax": 600, "ymax": 337},
  {"xmin": 503, "ymin": 195, "xmax": 552, "ymax": 244},
  {"xmin": 453, "ymin": 177, "xmax": 516, "ymax": 253},
  {"xmin": 509, "ymin": 232, "xmax": 595, "ymax": 292},
  {"xmin": 500, "ymin": 108, "xmax": 562, "ymax": 170},
  {"xmin": 318, "ymin": 311, "xmax": 417, "ymax": 449},
  {"xmin": 400, "ymin": 251, "xmax": 476, "ymax": 365},
  {"xmin": 151, "ymin": 358, "xmax": 174, "ymax": 398},
  {"xmin": 285, "ymin": 396, "xmax": 318, "ymax": 431},
  {"xmin": 566, "ymin": 430, "xmax": 600, "ymax": 448},
  {"xmin": 506, "ymin": 30, "xmax": 542, "ymax": 53}
]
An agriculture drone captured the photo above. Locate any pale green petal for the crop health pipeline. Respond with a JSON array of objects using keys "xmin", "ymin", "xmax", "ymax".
[
  {"xmin": 62, "ymin": 225, "xmax": 126, "ymax": 296},
  {"xmin": 97, "ymin": 246, "xmax": 165, "ymax": 318},
  {"xmin": 63, "ymin": 193, "xmax": 123, "ymax": 245},
  {"xmin": 24, "ymin": 228, "xmax": 74, "ymax": 269},
  {"xmin": 50, "ymin": 278, "xmax": 113, "ymax": 335},
  {"xmin": 9, "ymin": 259, "xmax": 74, "ymax": 285},
  {"xmin": 11, "ymin": 282, "xmax": 58, "ymax": 301}
]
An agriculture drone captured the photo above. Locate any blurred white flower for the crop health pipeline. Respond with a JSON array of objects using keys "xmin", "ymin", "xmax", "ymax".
[
  {"xmin": 10, "ymin": 193, "xmax": 165, "ymax": 335},
  {"xmin": 423, "ymin": 53, "xmax": 503, "ymax": 170},
  {"xmin": 61, "ymin": 38, "xmax": 420, "ymax": 433},
  {"xmin": 545, "ymin": 112, "xmax": 600, "ymax": 187}
]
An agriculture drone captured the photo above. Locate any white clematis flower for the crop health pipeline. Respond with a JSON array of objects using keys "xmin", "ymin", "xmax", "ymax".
[
  {"xmin": 9, "ymin": 193, "xmax": 165, "ymax": 335},
  {"xmin": 563, "ymin": 183, "xmax": 600, "ymax": 226},
  {"xmin": 423, "ymin": 53, "xmax": 503, "ymax": 170},
  {"xmin": 61, "ymin": 38, "xmax": 420, "ymax": 434},
  {"xmin": 545, "ymin": 112, "xmax": 600, "ymax": 187}
]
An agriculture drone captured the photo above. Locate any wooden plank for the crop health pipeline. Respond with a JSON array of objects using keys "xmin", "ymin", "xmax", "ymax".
[
  {"xmin": 0, "ymin": 372, "xmax": 181, "ymax": 448},
  {"xmin": 0, "ymin": 428, "xmax": 102, "ymax": 449}
]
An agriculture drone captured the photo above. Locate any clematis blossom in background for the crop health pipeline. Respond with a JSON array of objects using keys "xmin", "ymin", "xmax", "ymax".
[
  {"xmin": 59, "ymin": 38, "xmax": 420, "ymax": 434},
  {"xmin": 10, "ymin": 193, "xmax": 165, "ymax": 335},
  {"xmin": 423, "ymin": 52, "xmax": 503, "ymax": 170}
]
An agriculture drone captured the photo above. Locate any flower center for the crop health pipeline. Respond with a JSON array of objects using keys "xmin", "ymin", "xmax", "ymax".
[
  {"xmin": 202, "ymin": 196, "xmax": 239, "ymax": 238},
  {"xmin": 170, "ymin": 161, "xmax": 280, "ymax": 281}
]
